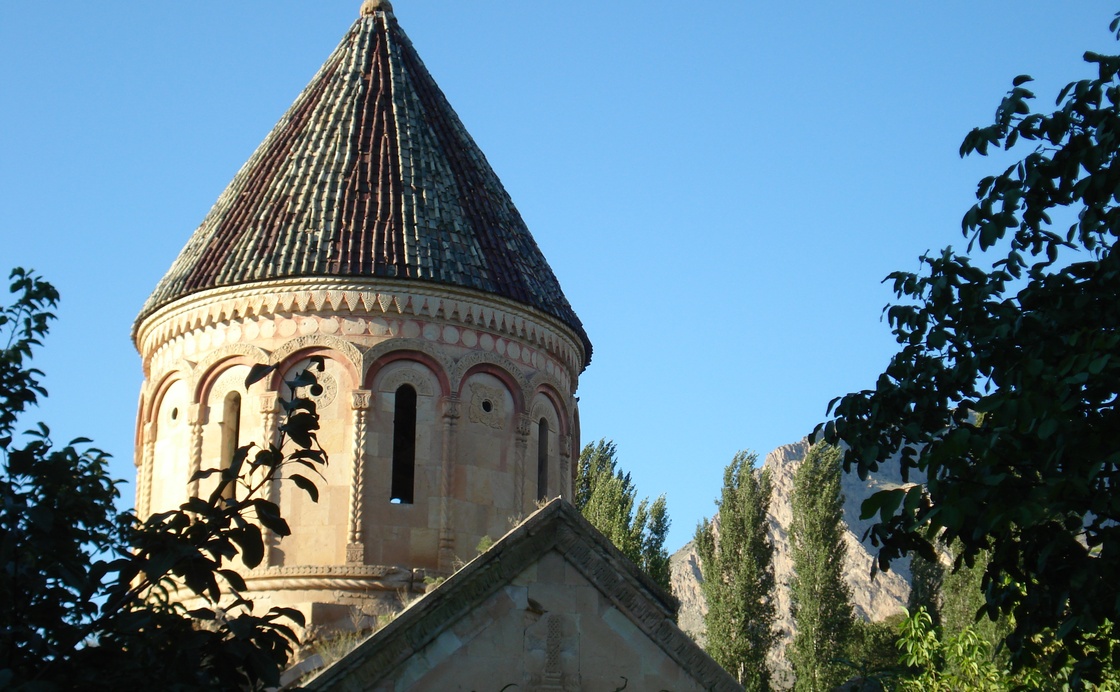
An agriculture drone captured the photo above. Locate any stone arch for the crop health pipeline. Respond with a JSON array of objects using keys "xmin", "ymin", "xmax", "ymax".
[
  {"xmin": 375, "ymin": 366, "xmax": 438, "ymax": 398},
  {"xmin": 529, "ymin": 374, "xmax": 570, "ymax": 438},
  {"xmin": 189, "ymin": 343, "xmax": 270, "ymax": 400},
  {"xmin": 452, "ymin": 352, "xmax": 529, "ymax": 413},
  {"xmin": 145, "ymin": 373, "xmax": 193, "ymax": 516},
  {"xmin": 269, "ymin": 334, "xmax": 363, "ymax": 386},
  {"xmin": 530, "ymin": 390, "xmax": 564, "ymax": 436},
  {"xmin": 144, "ymin": 368, "xmax": 192, "ymax": 425},
  {"xmin": 189, "ymin": 357, "xmax": 271, "ymax": 506},
  {"xmin": 528, "ymin": 388, "xmax": 564, "ymax": 504},
  {"xmin": 195, "ymin": 353, "xmax": 269, "ymax": 409},
  {"xmin": 269, "ymin": 344, "xmax": 364, "ymax": 567},
  {"xmin": 134, "ymin": 390, "xmax": 147, "ymax": 462},
  {"xmin": 362, "ymin": 339, "xmax": 452, "ymax": 396},
  {"xmin": 357, "ymin": 349, "xmax": 447, "ymax": 569}
]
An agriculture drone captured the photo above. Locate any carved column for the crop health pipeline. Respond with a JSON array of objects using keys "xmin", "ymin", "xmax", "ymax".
[
  {"xmin": 437, "ymin": 394, "xmax": 460, "ymax": 572},
  {"xmin": 258, "ymin": 393, "xmax": 280, "ymax": 469},
  {"xmin": 139, "ymin": 422, "xmax": 156, "ymax": 518},
  {"xmin": 186, "ymin": 403, "xmax": 206, "ymax": 499},
  {"xmin": 347, "ymin": 390, "xmax": 371, "ymax": 565},
  {"xmin": 257, "ymin": 393, "xmax": 280, "ymax": 565},
  {"xmin": 514, "ymin": 413, "xmax": 532, "ymax": 511},
  {"xmin": 559, "ymin": 433, "xmax": 573, "ymax": 500}
]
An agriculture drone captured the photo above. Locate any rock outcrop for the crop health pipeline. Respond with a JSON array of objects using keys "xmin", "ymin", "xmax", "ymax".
[{"xmin": 671, "ymin": 440, "xmax": 915, "ymax": 684}]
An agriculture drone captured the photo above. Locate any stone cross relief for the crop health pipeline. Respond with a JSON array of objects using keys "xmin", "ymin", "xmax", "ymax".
[{"xmin": 524, "ymin": 612, "xmax": 578, "ymax": 691}]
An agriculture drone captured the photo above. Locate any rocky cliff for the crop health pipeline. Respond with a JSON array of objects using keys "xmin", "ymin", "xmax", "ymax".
[{"xmin": 671, "ymin": 440, "xmax": 915, "ymax": 683}]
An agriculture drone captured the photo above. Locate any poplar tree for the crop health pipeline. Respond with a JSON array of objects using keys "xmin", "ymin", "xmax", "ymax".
[
  {"xmin": 695, "ymin": 451, "xmax": 777, "ymax": 691},
  {"xmin": 788, "ymin": 442, "xmax": 854, "ymax": 691},
  {"xmin": 575, "ymin": 440, "xmax": 671, "ymax": 591}
]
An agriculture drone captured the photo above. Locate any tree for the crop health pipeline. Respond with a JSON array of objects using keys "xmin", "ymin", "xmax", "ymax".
[
  {"xmin": 816, "ymin": 11, "xmax": 1120, "ymax": 684},
  {"xmin": 892, "ymin": 606, "xmax": 1118, "ymax": 691},
  {"xmin": 694, "ymin": 451, "xmax": 778, "ymax": 691},
  {"xmin": 906, "ymin": 544, "xmax": 1013, "ymax": 683},
  {"xmin": 906, "ymin": 550, "xmax": 945, "ymax": 626},
  {"xmin": 938, "ymin": 546, "xmax": 1008, "ymax": 659},
  {"xmin": 788, "ymin": 443, "xmax": 854, "ymax": 691},
  {"xmin": 843, "ymin": 615, "xmax": 906, "ymax": 684},
  {"xmin": 896, "ymin": 607, "xmax": 1004, "ymax": 692},
  {"xmin": 0, "ymin": 268, "xmax": 327, "ymax": 690},
  {"xmin": 574, "ymin": 439, "xmax": 671, "ymax": 591}
]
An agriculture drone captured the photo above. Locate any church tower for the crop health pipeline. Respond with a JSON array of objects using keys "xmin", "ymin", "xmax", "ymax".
[{"xmin": 132, "ymin": 0, "xmax": 591, "ymax": 631}]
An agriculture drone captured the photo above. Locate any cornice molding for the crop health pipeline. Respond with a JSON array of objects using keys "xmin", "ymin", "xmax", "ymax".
[
  {"xmin": 240, "ymin": 564, "xmax": 431, "ymax": 594},
  {"xmin": 136, "ymin": 278, "xmax": 585, "ymax": 379}
]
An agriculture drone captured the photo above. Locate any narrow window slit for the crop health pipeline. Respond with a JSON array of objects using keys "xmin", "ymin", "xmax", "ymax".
[
  {"xmin": 391, "ymin": 384, "xmax": 417, "ymax": 504},
  {"xmin": 536, "ymin": 418, "xmax": 549, "ymax": 502}
]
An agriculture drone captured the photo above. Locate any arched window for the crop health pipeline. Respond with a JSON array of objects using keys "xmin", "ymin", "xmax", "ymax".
[
  {"xmin": 536, "ymin": 418, "xmax": 549, "ymax": 502},
  {"xmin": 390, "ymin": 385, "xmax": 417, "ymax": 504},
  {"xmin": 220, "ymin": 391, "xmax": 241, "ymax": 501}
]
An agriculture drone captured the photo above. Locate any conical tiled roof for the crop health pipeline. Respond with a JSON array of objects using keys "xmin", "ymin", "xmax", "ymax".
[{"xmin": 137, "ymin": 1, "xmax": 589, "ymax": 361}]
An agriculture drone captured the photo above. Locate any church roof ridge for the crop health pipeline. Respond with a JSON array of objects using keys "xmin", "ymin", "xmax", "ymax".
[
  {"xmin": 301, "ymin": 499, "xmax": 743, "ymax": 691},
  {"xmin": 136, "ymin": 6, "xmax": 590, "ymax": 364}
]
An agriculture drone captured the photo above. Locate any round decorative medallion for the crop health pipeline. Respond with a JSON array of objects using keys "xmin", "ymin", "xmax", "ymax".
[{"xmin": 294, "ymin": 370, "xmax": 338, "ymax": 409}]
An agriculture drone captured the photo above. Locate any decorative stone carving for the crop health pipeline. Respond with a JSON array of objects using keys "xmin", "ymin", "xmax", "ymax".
[
  {"xmin": 348, "ymin": 390, "xmax": 371, "ymax": 564},
  {"xmin": 188, "ymin": 343, "xmax": 270, "ymax": 393},
  {"xmin": 442, "ymin": 395, "xmax": 461, "ymax": 421},
  {"xmin": 140, "ymin": 423, "xmax": 156, "ymax": 519},
  {"xmin": 187, "ymin": 402, "xmax": 206, "ymax": 426},
  {"xmin": 529, "ymin": 400, "xmax": 560, "ymax": 432},
  {"xmin": 438, "ymin": 394, "xmax": 460, "ymax": 572},
  {"xmin": 525, "ymin": 612, "xmax": 579, "ymax": 691},
  {"xmin": 346, "ymin": 542, "xmax": 366, "ymax": 565},
  {"xmin": 258, "ymin": 393, "xmax": 279, "ymax": 415},
  {"xmin": 257, "ymin": 392, "xmax": 281, "ymax": 565},
  {"xmin": 451, "ymin": 350, "xmax": 529, "ymax": 399},
  {"xmin": 136, "ymin": 280, "xmax": 586, "ymax": 386},
  {"xmin": 529, "ymin": 371, "xmax": 570, "ymax": 403},
  {"xmin": 516, "ymin": 413, "xmax": 533, "ymax": 440},
  {"xmin": 142, "ymin": 421, "xmax": 157, "ymax": 446},
  {"xmin": 239, "ymin": 563, "xmax": 418, "ymax": 593},
  {"xmin": 378, "ymin": 367, "xmax": 435, "ymax": 397},
  {"xmin": 363, "ymin": 338, "xmax": 453, "ymax": 389},
  {"xmin": 187, "ymin": 426, "xmax": 205, "ymax": 499},
  {"xmin": 559, "ymin": 433, "xmax": 574, "ymax": 499},
  {"xmin": 350, "ymin": 389, "xmax": 372, "ymax": 411},
  {"xmin": 187, "ymin": 403, "xmax": 205, "ymax": 499},
  {"xmin": 207, "ymin": 366, "xmax": 246, "ymax": 405},
  {"xmin": 269, "ymin": 334, "xmax": 364, "ymax": 376},
  {"xmin": 468, "ymin": 383, "xmax": 505, "ymax": 429},
  {"xmin": 292, "ymin": 369, "xmax": 338, "ymax": 408}
]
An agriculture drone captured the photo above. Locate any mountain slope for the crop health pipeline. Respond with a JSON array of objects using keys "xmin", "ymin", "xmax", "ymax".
[{"xmin": 671, "ymin": 440, "xmax": 914, "ymax": 684}]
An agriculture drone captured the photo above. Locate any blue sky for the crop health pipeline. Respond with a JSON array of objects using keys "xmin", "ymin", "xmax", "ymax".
[{"xmin": 2, "ymin": 1, "xmax": 1115, "ymax": 551}]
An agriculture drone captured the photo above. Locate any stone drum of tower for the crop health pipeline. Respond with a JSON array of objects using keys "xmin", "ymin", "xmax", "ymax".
[{"xmin": 131, "ymin": 0, "xmax": 591, "ymax": 631}]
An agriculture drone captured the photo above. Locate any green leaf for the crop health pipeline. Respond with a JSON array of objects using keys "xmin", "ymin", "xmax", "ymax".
[
  {"xmin": 253, "ymin": 500, "xmax": 291, "ymax": 537},
  {"xmin": 1037, "ymin": 418, "xmax": 1059, "ymax": 440},
  {"xmin": 229, "ymin": 526, "xmax": 264, "ymax": 568},
  {"xmin": 876, "ymin": 488, "xmax": 906, "ymax": 522},
  {"xmin": 1087, "ymin": 354, "xmax": 1109, "ymax": 374},
  {"xmin": 219, "ymin": 568, "xmax": 248, "ymax": 592},
  {"xmin": 289, "ymin": 474, "xmax": 319, "ymax": 503},
  {"xmin": 267, "ymin": 606, "xmax": 306, "ymax": 627},
  {"xmin": 245, "ymin": 363, "xmax": 277, "ymax": 388}
]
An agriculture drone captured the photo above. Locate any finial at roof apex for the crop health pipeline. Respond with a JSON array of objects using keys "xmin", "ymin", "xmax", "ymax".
[{"xmin": 360, "ymin": 0, "xmax": 393, "ymax": 17}]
